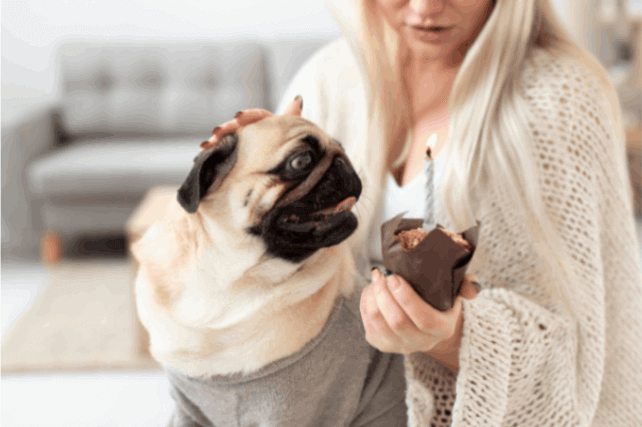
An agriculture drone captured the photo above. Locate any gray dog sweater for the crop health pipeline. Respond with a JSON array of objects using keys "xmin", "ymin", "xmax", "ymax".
[{"xmin": 165, "ymin": 286, "xmax": 408, "ymax": 427}]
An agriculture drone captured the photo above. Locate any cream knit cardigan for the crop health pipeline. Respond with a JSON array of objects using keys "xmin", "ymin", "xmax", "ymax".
[{"xmin": 277, "ymin": 38, "xmax": 642, "ymax": 426}]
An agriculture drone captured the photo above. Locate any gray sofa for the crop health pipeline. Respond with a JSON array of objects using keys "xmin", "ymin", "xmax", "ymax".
[{"xmin": 2, "ymin": 37, "xmax": 336, "ymax": 260}]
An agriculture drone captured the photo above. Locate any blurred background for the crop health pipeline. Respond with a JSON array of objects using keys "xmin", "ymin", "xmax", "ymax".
[{"xmin": 1, "ymin": 1, "xmax": 640, "ymax": 426}]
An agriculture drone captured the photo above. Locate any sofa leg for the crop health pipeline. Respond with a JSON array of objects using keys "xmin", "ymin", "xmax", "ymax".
[{"xmin": 41, "ymin": 230, "xmax": 62, "ymax": 265}]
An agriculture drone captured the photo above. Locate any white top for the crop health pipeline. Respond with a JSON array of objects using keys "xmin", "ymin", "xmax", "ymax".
[{"xmin": 277, "ymin": 38, "xmax": 642, "ymax": 427}]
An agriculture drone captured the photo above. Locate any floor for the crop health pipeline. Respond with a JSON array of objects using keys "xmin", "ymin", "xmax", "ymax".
[
  {"xmin": 3, "ymin": 218, "xmax": 642, "ymax": 427},
  {"xmin": 1, "ymin": 258, "xmax": 174, "ymax": 427}
]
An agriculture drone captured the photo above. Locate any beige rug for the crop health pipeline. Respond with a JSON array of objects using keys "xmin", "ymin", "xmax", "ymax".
[{"xmin": 2, "ymin": 259, "xmax": 160, "ymax": 374}]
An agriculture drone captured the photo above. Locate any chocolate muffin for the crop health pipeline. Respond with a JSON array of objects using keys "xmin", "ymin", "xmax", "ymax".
[
  {"xmin": 396, "ymin": 226, "xmax": 472, "ymax": 252},
  {"xmin": 381, "ymin": 214, "xmax": 480, "ymax": 311}
]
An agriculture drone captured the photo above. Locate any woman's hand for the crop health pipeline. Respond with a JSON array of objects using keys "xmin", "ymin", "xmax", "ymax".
[
  {"xmin": 361, "ymin": 269, "xmax": 480, "ymax": 372},
  {"xmin": 200, "ymin": 95, "xmax": 303, "ymax": 151}
]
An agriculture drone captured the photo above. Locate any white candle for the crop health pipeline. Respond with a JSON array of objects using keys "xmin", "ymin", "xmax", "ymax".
[{"xmin": 423, "ymin": 133, "xmax": 437, "ymax": 230}]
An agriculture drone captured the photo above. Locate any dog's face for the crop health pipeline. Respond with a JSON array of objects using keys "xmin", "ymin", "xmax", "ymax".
[{"xmin": 177, "ymin": 115, "xmax": 362, "ymax": 264}]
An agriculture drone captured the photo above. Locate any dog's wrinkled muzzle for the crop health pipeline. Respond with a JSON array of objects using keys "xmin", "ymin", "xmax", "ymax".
[
  {"xmin": 274, "ymin": 142, "xmax": 357, "ymax": 208},
  {"xmin": 256, "ymin": 142, "xmax": 362, "ymax": 263}
]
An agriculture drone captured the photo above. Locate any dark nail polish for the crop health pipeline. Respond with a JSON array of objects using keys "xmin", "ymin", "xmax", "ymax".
[
  {"xmin": 234, "ymin": 111, "xmax": 243, "ymax": 118},
  {"xmin": 295, "ymin": 95, "xmax": 303, "ymax": 111},
  {"xmin": 212, "ymin": 126, "xmax": 220, "ymax": 134},
  {"xmin": 384, "ymin": 269, "xmax": 392, "ymax": 277},
  {"xmin": 371, "ymin": 267, "xmax": 378, "ymax": 272},
  {"xmin": 471, "ymin": 281, "xmax": 481, "ymax": 291}
]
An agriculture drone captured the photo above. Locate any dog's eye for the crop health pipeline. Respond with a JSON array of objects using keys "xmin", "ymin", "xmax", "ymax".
[{"xmin": 288, "ymin": 151, "xmax": 313, "ymax": 171}]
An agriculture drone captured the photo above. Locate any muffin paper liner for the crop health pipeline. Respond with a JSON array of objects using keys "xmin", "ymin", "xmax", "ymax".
[{"xmin": 381, "ymin": 213, "xmax": 480, "ymax": 312}]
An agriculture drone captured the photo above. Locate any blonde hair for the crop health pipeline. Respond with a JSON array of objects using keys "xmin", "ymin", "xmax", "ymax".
[{"xmin": 353, "ymin": 0, "xmax": 628, "ymax": 318}]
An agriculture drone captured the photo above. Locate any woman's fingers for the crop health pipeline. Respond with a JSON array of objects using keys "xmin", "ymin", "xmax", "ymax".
[
  {"xmin": 234, "ymin": 109, "xmax": 273, "ymax": 126},
  {"xmin": 363, "ymin": 270, "xmax": 454, "ymax": 353},
  {"xmin": 360, "ymin": 283, "xmax": 397, "ymax": 351},
  {"xmin": 372, "ymin": 274, "xmax": 418, "ymax": 337},
  {"xmin": 203, "ymin": 119, "xmax": 241, "ymax": 149},
  {"xmin": 202, "ymin": 96, "xmax": 303, "ymax": 151},
  {"xmin": 385, "ymin": 274, "xmax": 450, "ymax": 334},
  {"xmin": 202, "ymin": 110, "xmax": 273, "ymax": 150},
  {"xmin": 283, "ymin": 95, "xmax": 303, "ymax": 116},
  {"xmin": 459, "ymin": 274, "xmax": 480, "ymax": 300},
  {"xmin": 360, "ymin": 270, "xmax": 473, "ymax": 354}
]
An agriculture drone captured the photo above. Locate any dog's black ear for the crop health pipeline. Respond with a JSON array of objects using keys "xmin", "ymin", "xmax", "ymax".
[{"xmin": 177, "ymin": 133, "xmax": 238, "ymax": 213}]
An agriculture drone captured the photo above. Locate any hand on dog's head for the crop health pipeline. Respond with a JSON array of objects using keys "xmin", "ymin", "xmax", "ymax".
[
  {"xmin": 179, "ymin": 95, "xmax": 305, "ymax": 214},
  {"xmin": 176, "ymin": 96, "xmax": 362, "ymax": 264},
  {"xmin": 202, "ymin": 95, "xmax": 303, "ymax": 152}
]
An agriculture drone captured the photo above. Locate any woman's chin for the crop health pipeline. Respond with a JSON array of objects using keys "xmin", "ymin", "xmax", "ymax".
[
  {"xmin": 407, "ymin": 41, "xmax": 453, "ymax": 61},
  {"xmin": 403, "ymin": 38, "xmax": 466, "ymax": 67}
]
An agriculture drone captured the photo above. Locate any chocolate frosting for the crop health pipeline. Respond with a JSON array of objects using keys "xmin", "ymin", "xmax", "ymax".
[{"xmin": 381, "ymin": 213, "xmax": 479, "ymax": 312}]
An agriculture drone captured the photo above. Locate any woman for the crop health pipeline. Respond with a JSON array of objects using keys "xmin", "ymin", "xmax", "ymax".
[{"xmin": 207, "ymin": 0, "xmax": 642, "ymax": 425}]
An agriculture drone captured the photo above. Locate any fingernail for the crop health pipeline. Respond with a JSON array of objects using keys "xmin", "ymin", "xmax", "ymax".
[
  {"xmin": 370, "ymin": 268, "xmax": 381, "ymax": 281},
  {"xmin": 234, "ymin": 111, "xmax": 243, "ymax": 118},
  {"xmin": 384, "ymin": 269, "xmax": 392, "ymax": 277},
  {"xmin": 212, "ymin": 126, "xmax": 220, "ymax": 134},
  {"xmin": 387, "ymin": 275, "xmax": 400, "ymax": 290},
  {"xmin": 471, "ymin": 281, "xmax": 481, "ymax": 291},
  {"xmin": 295, "ymin": 95, "xmax": 303, "ymax": 111}
]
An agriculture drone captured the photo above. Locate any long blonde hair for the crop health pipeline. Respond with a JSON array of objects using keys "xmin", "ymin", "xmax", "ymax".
[{"xmin": 352, "ymin": 0, "xmax": 628, "ymax": 318}]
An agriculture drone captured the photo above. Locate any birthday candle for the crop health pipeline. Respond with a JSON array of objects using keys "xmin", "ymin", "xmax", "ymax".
[{"xmin": 423, "ymin": 133, "xmax": 437, "ymax": 230}]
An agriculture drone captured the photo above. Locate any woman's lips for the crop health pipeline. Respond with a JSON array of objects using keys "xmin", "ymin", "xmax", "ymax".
[{"xmin": 407, "ymin": 25, "xmax": 454, "ymax": 43}]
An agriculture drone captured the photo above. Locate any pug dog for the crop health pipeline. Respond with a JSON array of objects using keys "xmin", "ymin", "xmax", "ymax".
[{"xmin": 132, "ymin": 99, "xmax": 407, "ymax": 427}]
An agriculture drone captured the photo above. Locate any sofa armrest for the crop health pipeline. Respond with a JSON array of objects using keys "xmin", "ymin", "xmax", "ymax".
[{"xmin": 1, "ymin": 105, "xmax": 64, "ymax": 257}]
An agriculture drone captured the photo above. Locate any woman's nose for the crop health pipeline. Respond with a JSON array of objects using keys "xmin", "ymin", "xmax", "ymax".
[{"xmin": 408, "ymin": 0, "xmax": 445, "ymax": 17}]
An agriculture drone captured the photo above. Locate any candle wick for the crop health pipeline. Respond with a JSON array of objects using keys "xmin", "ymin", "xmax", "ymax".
[{"xmin": 426, "ymin": 133, "xmax": 437, "ymax": 160}]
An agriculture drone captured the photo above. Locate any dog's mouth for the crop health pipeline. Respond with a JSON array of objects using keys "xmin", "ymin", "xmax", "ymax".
[
  {"xmin": 253, "ymin": 155, "xmax": 362, "ymax": 263},
  {"xmin": 276, "ymin": 196, "xmax": 356, "ymax": 233}
]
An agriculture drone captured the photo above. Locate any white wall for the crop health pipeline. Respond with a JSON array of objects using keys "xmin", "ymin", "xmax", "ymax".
[{"xmin": 1, "ymin": 0, "xmax": 342, "ymax": 124}]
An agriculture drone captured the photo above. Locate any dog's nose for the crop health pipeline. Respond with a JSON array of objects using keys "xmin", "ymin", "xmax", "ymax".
[
  {"xmin": 332, "ymin": 156, "xmax": 362, "ymax": 199},
  {"xmin": 333, "ymin": 156, "xmax": 352, "ymax": 176}
]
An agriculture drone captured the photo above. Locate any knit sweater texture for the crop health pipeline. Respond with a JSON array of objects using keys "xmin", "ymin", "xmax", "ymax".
[{"xmin": 276, "ymin": 36, "xmax": 642, "ymax": 426}]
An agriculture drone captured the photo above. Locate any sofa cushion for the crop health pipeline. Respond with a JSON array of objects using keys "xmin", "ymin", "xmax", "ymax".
[
  {"xmin": 27, "ymin": 136, "xmax": 203, "ymax": 197},
  {"xmin": 57, "ymin": 43, "xmax": 266, "ymax": 136}
]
